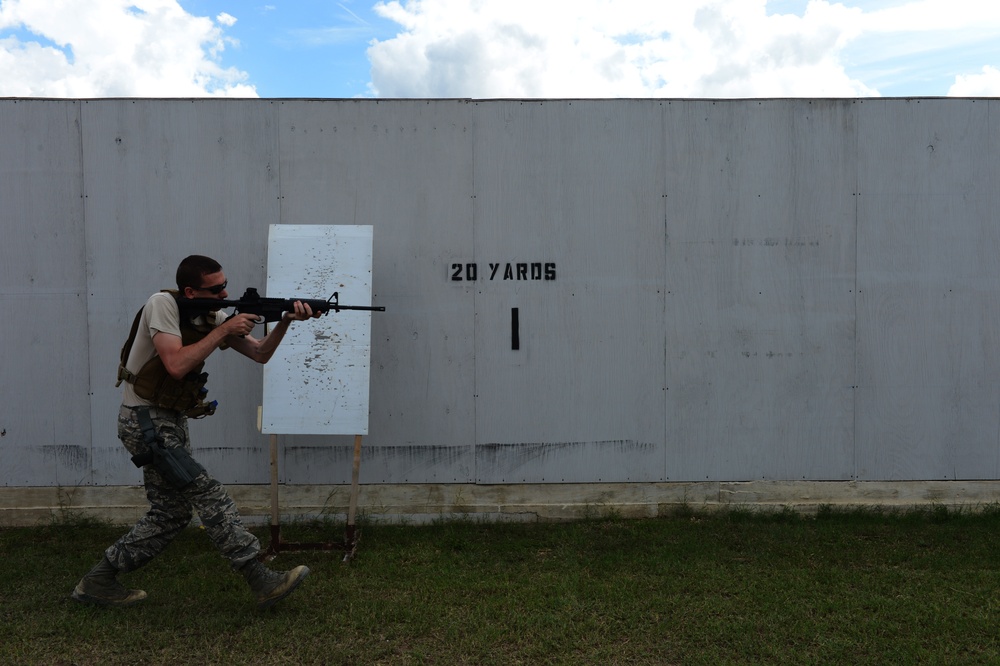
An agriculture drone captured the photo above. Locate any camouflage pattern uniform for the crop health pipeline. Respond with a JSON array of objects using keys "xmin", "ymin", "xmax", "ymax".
[{"xmin": 105, "ymin": 405, "xmax": 259, "ymax": 573}]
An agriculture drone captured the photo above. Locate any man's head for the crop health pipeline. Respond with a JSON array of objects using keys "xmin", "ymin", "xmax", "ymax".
[{"xmin": 176, "ymin": 255, "xmax": 229, "ymax": 299}]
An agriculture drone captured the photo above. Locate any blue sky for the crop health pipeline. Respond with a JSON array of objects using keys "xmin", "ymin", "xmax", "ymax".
[
  {"xmin": 176, "ymin": 0, "xmax": 400, "ymax": 98},
  {"xmin": 1, "ymin": 0, "xmax": 999, "ymax": 99}
]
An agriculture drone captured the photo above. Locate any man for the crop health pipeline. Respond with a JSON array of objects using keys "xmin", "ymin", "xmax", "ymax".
[{"xmin": 72, "ymin": 255, "xmax": 321, "ymax": 610}]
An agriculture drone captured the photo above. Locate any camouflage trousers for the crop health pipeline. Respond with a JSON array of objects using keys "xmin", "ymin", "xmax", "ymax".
[{"xmin": 105, "ymin": 405, "xmax": 260, "ymax": 573}]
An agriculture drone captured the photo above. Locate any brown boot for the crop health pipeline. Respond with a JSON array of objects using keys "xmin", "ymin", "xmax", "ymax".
[
  {"xmin": 71, "ymin": 557, "xmax": 147, "ymax": 607},
  {"xmin": 240, "ymin": 560, "xmax": 310, "ymax": 610}
]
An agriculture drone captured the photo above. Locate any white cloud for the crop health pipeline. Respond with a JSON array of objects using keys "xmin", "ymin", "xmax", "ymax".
[
  {"xmin": 948, "ymin": 65, "xmax": 1000, "ymax": 96},
  {"xmin": 366, "ymin": 0, "xmax": 875, "ymax": 98},
  {"xmin": 858, "ymin": 0, "xmax": 1000, "ymax": 33},
  {"xmin": 2, "ymin": 0, "xmax": 999, "ymax": 99},
  {"xmin": 0, "ymin": 0, "xmax": 255, "ymax": 97},
  {"xmin": 366, "ymin": 0, "xmax": 1000, "ymax": 98}
]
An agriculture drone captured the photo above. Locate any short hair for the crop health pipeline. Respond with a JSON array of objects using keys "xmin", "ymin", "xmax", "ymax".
[{"xmin": 176, "ymin": 255, "xmax": 222, "ymax": 290}]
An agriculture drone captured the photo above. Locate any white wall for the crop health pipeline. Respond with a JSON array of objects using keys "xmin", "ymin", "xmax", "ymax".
[{"xmin": 1, "ymin": 97, "xmax": 997, "ymax": 489}]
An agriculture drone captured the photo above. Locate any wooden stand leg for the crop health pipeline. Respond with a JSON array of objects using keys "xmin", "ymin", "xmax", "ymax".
[
  {"xmin": 260, "ymin": 434, "xmax": 281, "ymax": 561},
  {"xmin": 344, "ymin": 434, "xmax": 363, "ymax": 561}
]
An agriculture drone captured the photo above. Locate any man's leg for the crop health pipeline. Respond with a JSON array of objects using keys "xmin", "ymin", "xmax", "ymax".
[
  {"xmin": 180, "ymin": 453, "xmax": 310, "ymax": 610},
  {"xmin": 74, "ymin": 406, "xmax": 308, "ymax": 609},
  {"xmin": 109, "ymin": 406, "xmax": 259, "ymax": 567},
  {"xmin": 183, "ymin": 467, "xmax": 260, "ymax": 566},
  {"xmin": 104, "ymin": 465, "xmax": 195, "ymax": 571},
  {"xmin": 71, "ymin": 407, "xmax": 193, "ymax": 606},
  {"xmin": 143, "ymin": 410, "xmax": 310, "ymax": 609},
  {"xmin": 105, "ymin": 407, "xmax": 197, "ymax": 571}
]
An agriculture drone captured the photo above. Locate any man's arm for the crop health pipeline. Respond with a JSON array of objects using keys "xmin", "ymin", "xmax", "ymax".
[
  {"xmin": 225, "ymin": 301, "xmax": 318, "ymax": 364},
  {"xmin": 153, "ymin": 313, "xmax": 259, "ymax": 379}
]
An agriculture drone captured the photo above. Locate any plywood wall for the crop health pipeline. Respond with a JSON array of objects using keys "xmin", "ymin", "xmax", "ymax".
[{"xmin": 1, "ymin": 97, "xmax": 996, "ymax": 488}]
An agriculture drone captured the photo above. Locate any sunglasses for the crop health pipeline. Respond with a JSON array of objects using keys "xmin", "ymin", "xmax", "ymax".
[{"xmin": 199, "ymin": 280, "xmax": 228, "ymax": 295}]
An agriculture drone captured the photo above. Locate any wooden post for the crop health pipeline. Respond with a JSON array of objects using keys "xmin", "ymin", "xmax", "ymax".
[
  {"xmin": 259, "ymin": 433, "xmax": 281, "ymax": 560},
  {"xmin": 347, "ymin": 435, "xmax": 363, "ymax": 527},
  {"xmin": 344, "ymin": 435, "xmax": 363, "ymax": 560},
  {"xmin": 269, "ymin": 433, "xmax": 279, "ymax": 527}
]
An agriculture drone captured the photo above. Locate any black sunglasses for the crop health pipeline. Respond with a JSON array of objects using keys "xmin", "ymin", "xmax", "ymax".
[{"xmin": 199, "ymin": 280, "xmax": 227, "ymax": 295}]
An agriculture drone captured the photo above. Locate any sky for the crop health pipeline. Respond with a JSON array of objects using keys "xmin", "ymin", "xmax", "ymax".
[{"xmin": 1, "ymin": 0, "xmax": 999, "ymax": 99}]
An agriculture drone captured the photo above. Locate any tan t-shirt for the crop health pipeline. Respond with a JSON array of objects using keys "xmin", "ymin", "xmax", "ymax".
[{"xmin": 121, "ymin": 292, "xmax": 227, "ymax": 407}]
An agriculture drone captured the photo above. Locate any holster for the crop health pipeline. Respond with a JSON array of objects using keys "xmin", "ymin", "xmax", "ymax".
[{"xmin": 130, "ymin": 408, "xmax": 206, "ymax": 488}]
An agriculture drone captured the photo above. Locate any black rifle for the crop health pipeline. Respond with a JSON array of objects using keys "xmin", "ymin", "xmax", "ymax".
[{"xmin": 178, "ymin": 287, "xmax": 384, "ymax": 323}]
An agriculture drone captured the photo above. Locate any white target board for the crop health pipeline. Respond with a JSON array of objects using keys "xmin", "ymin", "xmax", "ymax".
[{"xmin": 261, "ymin": 225, "xmax": 375, "ymax": 435}]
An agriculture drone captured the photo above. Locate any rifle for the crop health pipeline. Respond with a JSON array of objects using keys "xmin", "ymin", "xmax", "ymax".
[{"xmin": 178, "ymin": 287, "xmax": 385, "ymax": 324}]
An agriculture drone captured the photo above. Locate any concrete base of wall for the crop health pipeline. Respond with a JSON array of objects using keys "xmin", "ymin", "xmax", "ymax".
[{"xmin": 4, "ymin": 480, "xmax": 1000, "ymax": 527}]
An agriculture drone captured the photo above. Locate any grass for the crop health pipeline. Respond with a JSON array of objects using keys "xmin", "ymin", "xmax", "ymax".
[{"xmin": 2, "ymin": 505, "xmax": 1000, "ymax": 664}]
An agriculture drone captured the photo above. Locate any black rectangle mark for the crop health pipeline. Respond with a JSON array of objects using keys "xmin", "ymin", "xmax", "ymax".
[{"xmin": 511, "ymin": 307, "xmax": 520, "ymax": 350}]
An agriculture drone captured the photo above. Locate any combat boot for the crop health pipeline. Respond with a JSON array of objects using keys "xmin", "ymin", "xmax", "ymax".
[
  {"xmin": 71, "ymin": 557, "xmax": 147, "ymax": 607},
  {"xmin": 239, "ymin": 560, "xmax": 310, "ymax": 610}
]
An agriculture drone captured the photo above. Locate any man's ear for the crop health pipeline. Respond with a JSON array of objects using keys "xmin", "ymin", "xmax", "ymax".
[{"xmin": 182, "ymin": 286, "xmax": 197, "ymax": 299}]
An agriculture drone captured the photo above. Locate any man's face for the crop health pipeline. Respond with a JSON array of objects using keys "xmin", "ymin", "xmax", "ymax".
[{"xmin": 184, "ymin": 271, "xmax": 228, "ymax": 300}]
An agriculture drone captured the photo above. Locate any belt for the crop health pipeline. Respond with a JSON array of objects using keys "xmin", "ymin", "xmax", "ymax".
[{"xmin": 120, "ymin": 404, "xmax": 185, "ymax": 420}]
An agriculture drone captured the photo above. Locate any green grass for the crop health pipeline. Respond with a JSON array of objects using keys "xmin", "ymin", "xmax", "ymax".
[{"xmin": 3, "ymin": 506, "xmax": 1000, "ymax": 664}]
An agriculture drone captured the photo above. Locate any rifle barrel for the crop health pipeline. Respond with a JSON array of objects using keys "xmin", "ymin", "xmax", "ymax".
[{"xmin": 332, "ymin": 304, "xmax": 386, "ymax": 312}]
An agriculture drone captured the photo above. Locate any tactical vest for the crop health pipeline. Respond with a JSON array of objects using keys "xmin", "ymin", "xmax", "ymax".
[{"xmin": 115, "ymin": 290, "xmax": 220, "ymax": 418}]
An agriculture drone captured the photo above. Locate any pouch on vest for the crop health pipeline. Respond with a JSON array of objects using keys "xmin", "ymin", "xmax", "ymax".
[{"xmin": 129, "ymin": 359, "xmax": 216, "ymax": 417}]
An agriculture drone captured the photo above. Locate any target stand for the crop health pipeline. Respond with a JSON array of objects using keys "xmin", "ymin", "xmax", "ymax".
[
  {"xmin": 256, "ymin": 224, "xmax": 378, "ymax": 565},
  {"xmin": 259, "ymin": 433, "xmax": 364, "ymax": 563}
]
